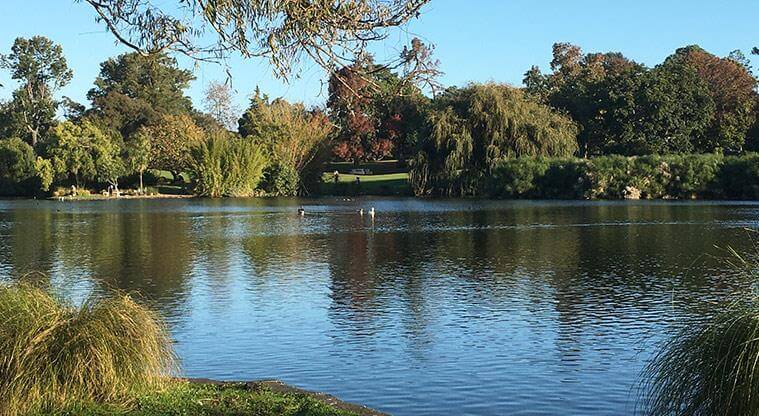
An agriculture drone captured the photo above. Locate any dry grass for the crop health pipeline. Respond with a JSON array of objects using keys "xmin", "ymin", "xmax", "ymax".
[{"xmin": 0, "ymin": 283, "xmax": 176, "ymax": 416}]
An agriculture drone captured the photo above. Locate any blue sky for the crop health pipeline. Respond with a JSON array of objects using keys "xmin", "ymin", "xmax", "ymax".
[{"xmin": 1, "ymin": 0, "xmax": 758, "ymax": 111}]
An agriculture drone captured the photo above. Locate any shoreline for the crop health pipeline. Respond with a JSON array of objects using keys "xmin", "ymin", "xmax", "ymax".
[
  {"xmin": 185, "ymin": 378, "xmax": 388, "ymax": 416},
  {"xmin": 48, "ymin": 193, "xmax": 196, "ymax": 201}
]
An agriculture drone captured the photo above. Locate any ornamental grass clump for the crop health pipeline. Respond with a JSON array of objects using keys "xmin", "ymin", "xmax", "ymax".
[
  {"xmin": 641, "ymin": 244, "xmax": 759, "ymax": 415},
  {"xmin": 641, "ymin": 299, "xmax": 759, "ymax": 415},
  {"xmin": 0, "ymin": 283, "xmax": 176, "ymax": 416}
]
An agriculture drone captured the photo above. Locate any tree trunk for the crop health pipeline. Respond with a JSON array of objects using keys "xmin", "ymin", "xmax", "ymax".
[
  {"xmin": 28, "ymin": 127, "xmax": 39, "ymax": 148},
  {"xmin": 139, "ymin": 171, "xmax": 144, "ymax": 194}
]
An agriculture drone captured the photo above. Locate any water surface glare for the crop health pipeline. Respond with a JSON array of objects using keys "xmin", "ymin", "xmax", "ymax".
[{"xmin": 1, "ymin": 198, "xmax": 758, "ymax": 415}]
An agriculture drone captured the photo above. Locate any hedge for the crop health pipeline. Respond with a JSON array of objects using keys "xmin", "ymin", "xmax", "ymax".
[{"xmin": 489, "ymin": 153, "xmax": 759, "ymax": 200}]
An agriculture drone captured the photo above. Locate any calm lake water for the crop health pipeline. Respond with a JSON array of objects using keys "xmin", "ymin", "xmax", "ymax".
[{"xmin": 1, "ymin": 198, "xmax": 758, "ymax": 415}]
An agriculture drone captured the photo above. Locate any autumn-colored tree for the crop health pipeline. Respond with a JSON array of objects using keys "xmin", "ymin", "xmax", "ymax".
[
  {"xmin": 667, "ymin": 46, "xmax": 758, "ymax": 152},
  {"xmin": 136, "ymin": 114, "xmax": 205, "ymax": 181},
  {"xmin": 328, "ymin": 61, "xmax": 381, "ymax": 162},
  {"xmin": 328, "ymin": 51, "xmax": 435, "ymax": 162}
]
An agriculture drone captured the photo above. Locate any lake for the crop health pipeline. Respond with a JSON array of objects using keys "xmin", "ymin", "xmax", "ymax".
[{"xmin": 0, "ymin": 198, "xmax": 757, "ymax": 415}]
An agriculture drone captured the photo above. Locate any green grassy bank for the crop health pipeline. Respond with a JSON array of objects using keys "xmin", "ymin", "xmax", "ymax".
[
  {"xmin": 319, "ymin": 172, "xmax": 411, "ymax": 196},
  {"xmin": 40, "ymin": 382, "xmax": 362, "ymax": 416}
]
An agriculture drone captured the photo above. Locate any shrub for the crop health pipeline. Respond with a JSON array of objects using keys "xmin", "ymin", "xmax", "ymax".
[
  {"xmin": 538, "ymin": 158, "xmax": 588, "ymax": 199},
  {"xmin": 260, "ymin": 163, "xmax": 300, "ymax": 196},
  {"xmin": 489, "ymin": 157, "xmax": 549, "ymax": 198},
  {"xmin": 34, "ymin": 157, "xmax": 54, "ymax": 192},
  {"xmin": 0, "ymin": 283, "xmax": 176, "ymax": 416},
  {"xmin": 0, "ymin": 137, "xmax": 36, "ymax": 195},
  {"xmin": 666, "ymin": 153, "xmax": 722, "ymax": 198},
  {"xmin": 584, "ymin": 155, "xmax": 634, "ymax": 199},
  {"xmin": 191, "ymin": 135, "xmax": 268, "ymax": 197},
  {"xmin": 720, "ymin": 154, "xmax": 759, "ymax": 199},
  {"xmin": 0, "ymin": 138, "xmax": 35, "ymax": 182},
  {"xmin": 488, "ymin": 153, "xmax": 759, "ymax": 200}
]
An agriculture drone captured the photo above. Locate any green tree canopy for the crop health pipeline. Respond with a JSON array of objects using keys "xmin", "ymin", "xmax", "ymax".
[
  {"xmin": 86, "ymin": 52, "xmax": 195, "ymax": 136},
  {"xmin": 0, "ymin": 36, "xmax": 73, "ymax": 146},
  {"xmin": 0, "ymin": 137, "xmax": 36, "ymax": 184},
  {"xmin": 525, "ymin": 43, "xmax": 757, "ymax": 156},
  {"xmin": 48, "ymin": 120, "xmax": 122, "ymax": 188}
]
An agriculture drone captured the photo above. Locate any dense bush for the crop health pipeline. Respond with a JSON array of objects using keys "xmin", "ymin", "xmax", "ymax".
[
  {"xmin": 0, "ymin": 283, "xmax": 176, "ymax": 416},
  {"xmin": 259, "ymin": 163, "xmax": 300, "ymax": 196},
  {"xmin": 191, "ymin": 134, "xmax": 268, "ymax": 197},
  {"xmin": 0, "ymin": 138, "xmax": 36, "ymax": 195},
  {"xmin": 239, "ymin": 94, "xmax": 332, "ymax": 196},
  {"xmin": 488, "ymin": 153, "xmax": 759, "ymax": 200}
]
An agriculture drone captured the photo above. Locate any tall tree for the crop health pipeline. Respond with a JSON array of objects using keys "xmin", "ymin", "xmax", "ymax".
[
  {"xmin": 326, "ymin": 51, "xmax": 433, "ymax": 163},
  {"xmin": 524, "ymin": 43, "xmax": 736, "ymax": 156},
  {"xmin": 665, "ymin": 46, "xmax": 758, "ymax": 153},
  {"xmin": 86, "ymin": 52, "xmax": 194, "ymax": 136},
  {"xmin": 48, "ymin": 121, "xmax": 120, "ymax": 188},
  {"xmin": 202, "ymin": 81, "xmax": 238, "ymax": 130},
  {"xmin": 0, "ymin": 36, "xmax": 72, "ymax": 147},
  {"xmin": 328, "ymin": 60, "xmax": 382, "ymax": 162},
  {"xmin": 125, "ymin": 130, "xmax": 152, "ymax": 193},
  {"xmin": 524, "ymin": 43, "xmax": 647, "ymax": 156}
]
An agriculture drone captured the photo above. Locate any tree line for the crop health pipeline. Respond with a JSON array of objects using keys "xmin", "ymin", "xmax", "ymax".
[
  {"xmin": 0, "ymin": 36, "xmax": 333, "ymax": 197},
  {"xmin": 0, "ymin": 36, "xmax": 757, "ymax": 198}
]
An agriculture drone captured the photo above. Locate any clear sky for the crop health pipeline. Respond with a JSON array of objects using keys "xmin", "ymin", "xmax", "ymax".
[{"xmin": 1, "ymin": 0, "xmax": 758, "ymax": 112}]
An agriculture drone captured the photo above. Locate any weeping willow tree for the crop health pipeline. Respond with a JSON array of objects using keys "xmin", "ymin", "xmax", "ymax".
[{"xmin": 410, "ymin": 83, "xmax": 579, "ymax": 196}]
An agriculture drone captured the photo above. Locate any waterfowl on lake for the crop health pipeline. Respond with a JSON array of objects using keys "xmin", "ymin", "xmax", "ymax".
[{"xmin": 298, "ymin": 207, "xmax": 305, "ymax": 216}]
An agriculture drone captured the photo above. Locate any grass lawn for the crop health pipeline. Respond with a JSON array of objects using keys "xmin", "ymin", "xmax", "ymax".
[
  {"xmin": 40, "ymin": 382, "xmax": 362, "ymax": 416},
  {"xmin": 320, "ymin": 172, "xmax": 411, "ymax": 196},
  {"xmin": 325, "ymin": 160, "xmax": 406, "ymax": 175}
]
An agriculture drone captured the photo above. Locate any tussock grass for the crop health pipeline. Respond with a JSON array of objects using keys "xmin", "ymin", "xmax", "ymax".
[
  {"xmin": 641, "ymin": 239, "xmax": 759, "ymax": 416},
  {"xmin": 0, "ymin": 283, "xmax": 176, "ymax": 416},
  {"xmin": 641, "ymin": 298, "xmax": 759, "ymax": 415}
]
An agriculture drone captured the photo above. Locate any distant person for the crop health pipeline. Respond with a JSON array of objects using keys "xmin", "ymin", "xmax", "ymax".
[
  {"xmin": 333, "ymin": 170, "xmax": 340, "ymax": 183},
  {"xmin": 355, "ymin": 176, "xmax": 361, "ymax": 185}
]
